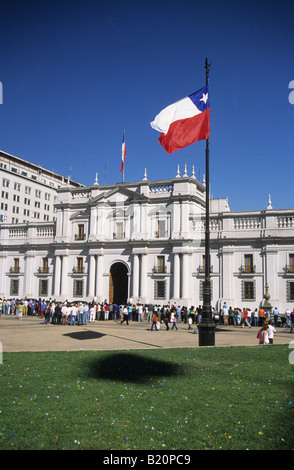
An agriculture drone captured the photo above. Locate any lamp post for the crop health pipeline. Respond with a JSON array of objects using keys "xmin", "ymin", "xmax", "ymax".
[{"xmin": 198, "ymin": 58, "xmax": 216, "ymax": 346}]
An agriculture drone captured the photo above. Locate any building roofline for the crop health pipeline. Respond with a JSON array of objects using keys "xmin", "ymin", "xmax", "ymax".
[{"xmin": 0, "ymin": 149, "xmax": 84, "ymax": 188}]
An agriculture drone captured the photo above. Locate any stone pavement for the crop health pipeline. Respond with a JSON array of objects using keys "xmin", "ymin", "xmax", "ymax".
[{"xmin": 0, "ymin": 315, "xmax": 293, "ymax": 353}]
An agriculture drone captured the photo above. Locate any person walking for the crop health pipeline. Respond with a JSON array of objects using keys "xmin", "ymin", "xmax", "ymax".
[
  {"xmin": 163, "ymin": 309, "xmax": 170, "ymax": 330},
  {"xmin": 267, "ymin": 321, "xmax": 276, "ymax": 344},
  {"xmin": 120, "ymin": 306, "xmax": 129, "ymax": 325},
  {"xmin": 150, "ymin": 312, "xmax": 158, "ymax": 331},
  {"xmin": 171, "ymin": 315, "xmax": 178, "ymax": 330},
  {"xmin": 257, "ymin": 324, "xmax": 269, "ymax": 344},
  {"xmin": 188, "ymin": 316, "xmax": 193, "ymax": 330}
]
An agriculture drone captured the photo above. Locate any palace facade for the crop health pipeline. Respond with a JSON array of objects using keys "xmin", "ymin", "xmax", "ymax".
[{"xmin": 1, "ymin": 164, "xmax": 294, "ymax": 312}]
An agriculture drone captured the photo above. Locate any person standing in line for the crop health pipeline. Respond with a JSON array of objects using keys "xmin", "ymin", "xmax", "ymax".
[
  {"xmin": 70, "ymin": 303, "xmax": 78, "ymax": 325},
  {"xmin": 82, "ymin": 303, "xmax": 88, "ymax": 325},
  {"xmin": 104, "ymin": 303, "xmax": 109, "ymax": 320},
  {"xmin": 17, "ymin": 300, "xmax": 24, "ymax": 320},
  {"xmin": 228, "ymin": 306, "xmax": 234, "ymax": 325},
  {"xmin": 176, "ymin": 305, "xmax": 181, "ymax": 324},
  {"xmin": 273, "ymin": 307, "xmax": 279, "ymax": 327},
  {"xmin": 61, "ymin": 303, "xmax": 68, "ymax": 325},
  {"xmin": 147, "ymin": 305, "xmax": 152, "ymax": 323},
  {"xmin": 44, "ymin": 302, "xmax": 52, "ymax": 325},
  {"xmin": 128, "ymin": 303, "xmax": 133, "ymax": 323},
  {"xmin": 77, "ymin": 302, "xmax": 84, "ymax": 325},
  {"xmin": 223, "ymin": 302, "xmax": 229, "ymax": 325},
  {"xmin": 253, "ymin": 308, "xmax": 259, "ymax": 327},
  {"xmin": 258, "ymin": 307, "xmax": 265, "ymax": 327},
  {"xmin": 138, "ymin": 303, "xmax": 143, "ymax": 322},
  {"xmin": 89, "ymin": 304, "xmax": 96, "ymax": 323}
]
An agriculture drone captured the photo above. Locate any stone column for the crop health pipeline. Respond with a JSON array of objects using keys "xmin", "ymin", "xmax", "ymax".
[
  {"xmin": 95, "ymin": 253, "xmax": 104, "ymax": 302},
  {"xmin": 88, "ymin": 254, "xmax": 96, "ymax": 298},
  {"xmin": 60, "ymin": 254, "xmax": 69, "ymax": 299},
  {"xmin": 132, "ymin": 253, "xmax": 139, "ymax": 300},
  {"xmin": 140, "ymin": 252, "xmax": 148, "ymax": 302},
  {"xmin": 181, "ymin": 252, "xmax": 191, "ymax": 301},
  {"xmin": 54, "ymin": 255, "xmax": 61, "ymax": 297},
  {"xmin": 173, "ymin": 252, "xmax": 180, "ymax": 300}
]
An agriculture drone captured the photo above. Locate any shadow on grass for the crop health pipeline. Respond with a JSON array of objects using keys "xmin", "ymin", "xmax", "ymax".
[{"xmin": 87, "ymin": 352, "xmax": 184, "ymax": 383}]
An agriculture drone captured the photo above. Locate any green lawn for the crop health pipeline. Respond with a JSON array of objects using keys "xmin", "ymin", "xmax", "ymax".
[{"xmin": 0, "ymin": 345, "xmax": 293, "ymax": 450}]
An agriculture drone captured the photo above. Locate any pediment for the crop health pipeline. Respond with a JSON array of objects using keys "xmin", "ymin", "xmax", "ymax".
[
  {"xmin": 70, "ymin": 208, "xmax": 90, "ymax": 220},
  {"xmin": 90, "ymin": 185, "xmax": 148, "ymax": 205}
]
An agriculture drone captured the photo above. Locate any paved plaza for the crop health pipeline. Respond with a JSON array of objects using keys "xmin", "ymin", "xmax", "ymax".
[{"xmin": 0, "ymin": 315, "xmax": 293, "ymax": 353}]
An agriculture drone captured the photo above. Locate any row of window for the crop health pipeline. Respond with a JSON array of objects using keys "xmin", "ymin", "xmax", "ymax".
[
  {"xmin": 0, "ymin": 168, "xmax": 61, "ymax": 189},
  {"xmin": 8, "ymin": 277, "xmax": 294, "ymax": 302},
  {"xmin": 9, "ymin": 254, "xmax": 294, "ymax": 279}
]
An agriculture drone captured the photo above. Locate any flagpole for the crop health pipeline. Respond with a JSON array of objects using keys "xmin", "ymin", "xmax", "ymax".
[
  {"xmin": 122, "ymin": 129, "xmax": 126, "ymax": 183},
  {"xmin": 198, "ymin": 58, "xmax": 216, "ymax": 346}
]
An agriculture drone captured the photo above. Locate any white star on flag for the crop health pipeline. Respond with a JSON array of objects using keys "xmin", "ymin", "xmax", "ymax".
[{"xmin": 200, "ymin": 93, "xmax": 208, "ymax": 104}]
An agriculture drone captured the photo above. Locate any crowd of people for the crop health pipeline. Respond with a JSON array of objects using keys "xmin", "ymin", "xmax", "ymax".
[
  {"xmin": 215, "ymin": 303, "xmax": 294, "ymax": 329},
  {"xmin": 1, "ymin": 298, "xmax": 294, "ymax": 342}
]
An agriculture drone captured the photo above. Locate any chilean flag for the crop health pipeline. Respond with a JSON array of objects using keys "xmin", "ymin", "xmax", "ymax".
[
  {"xmin": 150, "ymin": 86, "xmax": 210, "ymax": 154},
  {"xmin": 120, "ymin": 130, "xmax": 126, "ymax": 172}
]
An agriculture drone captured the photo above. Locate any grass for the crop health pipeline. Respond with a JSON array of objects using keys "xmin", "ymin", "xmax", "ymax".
[{"xmin": 0, "ymin": 345, "xmax": 293, "ymax": 450}]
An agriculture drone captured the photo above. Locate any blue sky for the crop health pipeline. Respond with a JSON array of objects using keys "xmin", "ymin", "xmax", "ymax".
[{"xmin": 0, "ymin": 0, "xmax": 293, "ymax": 211}]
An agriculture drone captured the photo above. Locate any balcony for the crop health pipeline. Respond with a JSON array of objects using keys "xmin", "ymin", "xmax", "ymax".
[
  {"xmin": 153, "ymin": 266, "xmax": 167, "ymax": 274},
  {"xmin": 38, "ymin": 267, "xmax": 49, "ymax": 274},
  {"xmin": 9, "ymin": 266, "xmax": 20, "ymax": 273},
  {"xmin": 75, "ymin": 234, "xmax": 86, "ymax": 241},
  {"xmin": 113, "ymin": 232, "xmax": 125, "ymax": 240},
  {"xmin": 239, "ymin": 265, "xmax": 256, "ymax": 274},
  {"xmin": 154, "ymin": 231, "xmax": 168, "ymax": 238},
  {"xmin": 72, "ymin": 266, "xmax": 85, "ymax": 274},
  {"xmin": 197, "ymin": 266, "xmax": 213, "ymax": 274},
  {"xmin": 283, "ymin": 265, "xmax": 294, "ymax": 275}
]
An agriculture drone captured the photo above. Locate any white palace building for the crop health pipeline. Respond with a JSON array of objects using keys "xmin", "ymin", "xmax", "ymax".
[{"xmin": 1, "ymin": 151, "xmax": 294, "ymax": 312}]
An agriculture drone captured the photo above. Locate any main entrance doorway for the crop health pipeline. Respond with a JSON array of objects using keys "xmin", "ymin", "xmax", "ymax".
[{"xmin": 109, "ymin": 262, "xmax": 128, "ymax": 305}]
